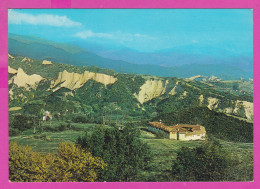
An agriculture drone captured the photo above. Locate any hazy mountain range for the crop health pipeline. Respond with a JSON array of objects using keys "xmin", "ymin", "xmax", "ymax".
[{"xmin": 8, "ymin": 33, "xmax": 253, "ymax": 80}]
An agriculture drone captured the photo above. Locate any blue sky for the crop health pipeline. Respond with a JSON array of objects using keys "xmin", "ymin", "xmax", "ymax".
[{"xmin": 8, "ymin": 9, "xmax": 252, "ymax": 54}]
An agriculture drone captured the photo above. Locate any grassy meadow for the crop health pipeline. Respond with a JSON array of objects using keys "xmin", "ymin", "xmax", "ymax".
[
  {"xmin": 138, "ymin": 129, "xmax": 253, "ymax": 181},
  {"xmin": 9, "ymin": 121, "xmax": 94, "ymax": 154}
]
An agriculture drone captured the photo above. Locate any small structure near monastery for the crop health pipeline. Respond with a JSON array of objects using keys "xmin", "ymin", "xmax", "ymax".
[
  {"xmin": 148, "ymin": 121, "xmax": 206, "ymax": 141},
  {"xmin": 43, "ymin": 111, "xmax": 52, "ymax": 121}
]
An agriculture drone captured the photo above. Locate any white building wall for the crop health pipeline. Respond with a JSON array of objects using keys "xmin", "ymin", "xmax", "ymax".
[
  {"xmin": 169, "ymin": 132, "xmax": 177, "ymax": 139},
  {"xmin": 180, "ymin": 133, "xmax": 206, "ymax": 141},
  {"xmin": 148, "ymin": 126, "xmax": 206, "ymax": 140}
]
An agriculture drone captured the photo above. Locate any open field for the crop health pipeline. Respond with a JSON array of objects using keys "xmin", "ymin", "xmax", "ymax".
[
  {"xmin": 9, "ymin": 121, "xmax": 96, "ymax": 154},
  {"xmin": 9, "ymin": 130, "xmax": 85, "ymax": 154},
  {"xmin": 136, "ymin": 130, "xmax": 253, "ymax": 181}
]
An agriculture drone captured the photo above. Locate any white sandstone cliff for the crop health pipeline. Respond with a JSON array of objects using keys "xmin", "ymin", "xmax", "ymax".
[
  {"xmin": 134, "ymin": 79, "xmax": 169, "ymax": 104},
  {"xmin": 51, "ymin": 70, "xmax": 117, "ymax": 91},
  {"xmin": 9, "ymin": 68, "xmax": 45, "ymax": 90}
]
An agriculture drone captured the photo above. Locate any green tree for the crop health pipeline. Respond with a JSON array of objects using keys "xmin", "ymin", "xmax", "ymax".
[
  {"xmin": 172, "ymin": 140, "xmax": 239, "ymax": 181},
  {"xmin": 76, "ymin": 125, "xmax": 152, "ymax": 181},
  {"xmin": 233, "ymin": 83, "xmax": 239, "ymax": 90},
  {"xmin": 10, "ymin": 114, "xmax": 36, "ymax": 131}
]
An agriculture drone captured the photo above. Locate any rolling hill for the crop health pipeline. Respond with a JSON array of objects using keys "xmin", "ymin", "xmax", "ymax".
[{"xmin": 8, "ymin": 54, "xmax": 253, "ymax": 122}]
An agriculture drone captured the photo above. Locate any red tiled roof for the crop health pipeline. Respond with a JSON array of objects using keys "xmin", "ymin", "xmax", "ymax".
[
  {"xmin": 149, "ymin": 122, "xmax": 175, "ymax": 132},
  {"xmin": 149, "ymin": 122, "xmax": 206, "ymax": 134}
]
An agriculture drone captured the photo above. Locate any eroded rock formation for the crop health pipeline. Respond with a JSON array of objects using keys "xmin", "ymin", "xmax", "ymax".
[
  {"xmin": 9, "ymin": 68, "xmax": 44, "ymax": 90},
  {"xmin": 51, "ymin": 70, "xmax": 117, "ymax": 91}
]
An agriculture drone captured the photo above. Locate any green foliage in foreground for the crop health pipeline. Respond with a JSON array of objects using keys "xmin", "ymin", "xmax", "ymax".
[
  {"xmin": 172, "ymin": 140, "xmax": 240, "ymax": 181},
  {"xmin": 9, "ymin": 142, "xmax": 106, "ymax": 182},
  {"xmin": 9, "ymin": 122, "xmax": 253, "ymax": 182},
  {"xmin": 9, "ymin": 114, "xmax": 39, "ymax": 136},
  {"xmin": 76, "ymin": 125, "xmax": 152, "ymax": 181},
  {"xmin": 155, "ymin": 107, "xmax": 253, "ymax": 143}
]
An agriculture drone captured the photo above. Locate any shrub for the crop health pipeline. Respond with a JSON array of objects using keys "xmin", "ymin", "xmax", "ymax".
[
  {"xmin": 42, "ymin": 125, "xmax": 56, "ymax": 132},
  {"xmin": 224, "ymin": 151, "xmax": 253, "ymax": 181},
  {"xmin": 9, "ymin": 142, "xmax": 53, "ymax": 182},
  {"xmin": 10, "ymin": 114, "xmax": 37, "ymax": 131},
  {"xmin": 71, "ymin": 114, "xmax": 89, "ymax": 123},
  {"xmin": 172, "ymin": 140, "xmax": 239, "ymax": 181},
  {"xmin": 51, "ymin": 142, "xmax": 106, "ymax": 182},
  {"xmin": 155, "ymin": 131, "xmax": 166, "ymax": 139},
  {"xmin": 42, "ymin": 123, "xmax": 81, "ymax": 132},
  {"xmin": 33, "ymin": 134, "xmax": 47, "ymax": 140},
  {"xmin": 57, "ymin": 124, "xmax": 67, "ymax": 131},
  {"xmin": 9, "ymin": 142, "xmax": 106, "ymax": 182},
  {"xmin": 9, "ymin": 127, "xmax": 20, "ymax": 136}
]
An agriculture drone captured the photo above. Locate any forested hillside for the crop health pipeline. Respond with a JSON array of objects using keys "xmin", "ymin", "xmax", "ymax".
[
  {"xmin": 8, "ymin": 54, "xmax": 253, "ymax": 123},
  {"xmin": 154, "ymin": 107, "xmax": 253, "ymax": 142}
]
